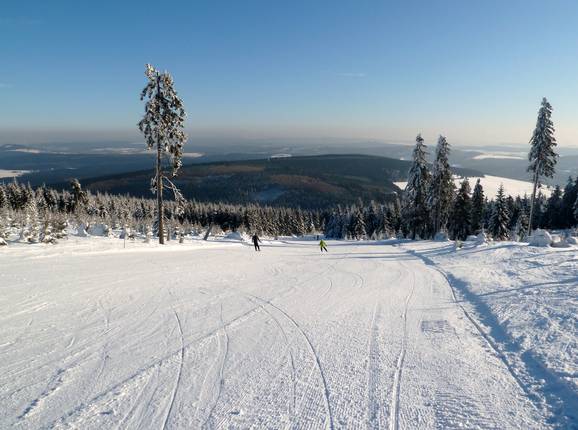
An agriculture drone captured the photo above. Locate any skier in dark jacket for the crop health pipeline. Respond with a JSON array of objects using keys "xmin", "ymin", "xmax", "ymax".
[{"xmin": 252, "ymin": 234, "xmax": 261, "ymax": 251}]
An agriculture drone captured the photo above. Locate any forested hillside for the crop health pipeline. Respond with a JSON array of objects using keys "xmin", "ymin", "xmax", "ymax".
[{"xmin": 61, "ymin": 154, "xmax": 481, "ymax": 209}]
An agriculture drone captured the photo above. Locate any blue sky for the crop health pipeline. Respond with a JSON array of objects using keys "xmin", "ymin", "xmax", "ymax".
[{"xmin": 2, "ymin": 0, "xmax": 578, "ymax": 146}]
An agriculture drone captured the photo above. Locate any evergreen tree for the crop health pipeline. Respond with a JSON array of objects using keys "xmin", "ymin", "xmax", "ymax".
[
  {"xmin": 560, "ymin": 177, "xmax": 578, "ymax": 228},
  {"xmin": 489, "ymin": 185, "xmax": 510, "ymax": 240},
  {"xmin": 544, "ymin": 185, "xmax": 563, "ymax": 229},
  {"xmin": 449, "ymin": 178, "xmax": 472, "ymax": 240},
  {"xmin": 402, "ymin": 134, "xmax": 430, "ymax": 239},
  {"xmin": 69, "ymin": 178, "xmax": 88, "ymax": 213},
  {"xmin": 349, "ymin": 209, "xmax": 367, "ymax": 240},
  {"xmin": 138, "ymin": 64, "xmax": 187, "ymax": 244},
  {"xmin": 427, "ymin": 135, "xmax": 454, "ymax": 236},
  {"xmin": 514, "ymin": 210, "xmax": 529, "ymax": 241},
  {"xmin": 527, "ymin": 97, "xmax": 557, "ymax": 234},
  {"xmin": 0, "ymin": 186, "xmax": 6, "ymax": 209}
]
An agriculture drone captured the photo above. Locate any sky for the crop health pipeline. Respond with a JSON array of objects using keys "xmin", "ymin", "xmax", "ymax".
[{"xmin": 2, "ymin": 0, "xmax": 578, "ymax": 147}]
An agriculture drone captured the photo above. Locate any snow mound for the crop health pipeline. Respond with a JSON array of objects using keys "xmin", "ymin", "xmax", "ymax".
[
  {"xmin": 223, "ymin": 231, "xmax": 248, "ymax": 242},
  {"xmin": 566, "ymin": 236, "xmax": 578, "ymax": 245},
  {"xmin": 76, "ymin": 223, "xmax": 90, "ymax": 237},
  {"xmin": 434, "ymin": 231, "xmax": 449, "ymax": 241},
  {"xmin": 87, "ymin": 223, "xmax": 110, "ymax": 237},
  {"xmin": 465, "ymin": 235, "xmax": 478, "ymax": 242},
  {"xmin": 476, "ymin": 231, "xmax": 488, "ymax": 245},
  {"xmin": 528, "ymin": 229, "xmax": 552, "ymax": 247}
]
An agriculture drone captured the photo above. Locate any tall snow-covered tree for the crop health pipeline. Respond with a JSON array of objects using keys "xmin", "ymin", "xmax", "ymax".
[
  {"xmin": 349, "ymin": 208, "xmax": 367, "ymax": 240},
  {"xmin": 69, "ymin": 178, "xmax": 88, "ymax": 213},
  {"xmin": 527, "ymin": 97, "xmax": 557, "ymax": 235},
  {"xmin": 449, "ymin": 178, "xmax": 472, "ymax": 240},
  {"xmin": 427, "ymin": 135, "xmax": 454, "ymax": 236},
  {"xmin": 470, "ymin": 179, "xmax": 485, "ymax": 234},
  {"xmin": 402, "ymin": 134, "xmax": 430, "ymax": 239},
  {"xmin": 138, "ymin": 64, "xmax": 187, "ymax": 244},
  {"xmin": 489, "ymin": 185, "xmax": 510, "ymax": 240}
]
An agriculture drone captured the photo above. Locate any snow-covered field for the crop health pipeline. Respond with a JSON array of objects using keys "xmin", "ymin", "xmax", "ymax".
[
  {"xmin": 1, "ymin": 237, "xmax": 576, "ymax": 429},
  {"xmin": 395, "ymin": 174, "xmax": 551, "ymax": 198},
  {"xmin": 0, "ymin": 169, "xmax": 31, "ymax": 179}
]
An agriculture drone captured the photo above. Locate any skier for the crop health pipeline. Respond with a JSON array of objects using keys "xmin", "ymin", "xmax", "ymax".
[
  {"xmin": 319, "ymin": 239, "xmax": 328, "ymax": 252},
  {"xmin": 252, "ymin": 233, "xmax": 261, "ymax": 251}
]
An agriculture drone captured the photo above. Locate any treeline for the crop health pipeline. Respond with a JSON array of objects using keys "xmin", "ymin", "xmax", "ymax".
[
  {"xmin": 0, "ymin": 175, "xmax": 576, "ymax": 246},
  {"xmin": 0, "ymin": 180, "xmax": 328, "ymax": 242},
  {"xmin": 400, "ymin": 134, "xmax": 578, "ymax": 241}
]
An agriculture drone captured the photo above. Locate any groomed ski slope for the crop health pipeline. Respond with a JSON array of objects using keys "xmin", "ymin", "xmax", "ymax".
[{"xmin": 0, "ymin": 238, "xmax": 574, "ymax": 429}]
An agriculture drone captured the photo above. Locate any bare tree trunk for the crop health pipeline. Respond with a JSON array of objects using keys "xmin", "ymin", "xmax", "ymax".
[
  {"xmin": 527, "ymin": 169, "xmax": 539, "ymax": 237},
  {"xmin": 157, "ymin": 142, "xmax": 164, "ymax": 244}
]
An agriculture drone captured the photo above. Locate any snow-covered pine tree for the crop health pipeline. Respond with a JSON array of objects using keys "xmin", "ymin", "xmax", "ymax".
[
  {"xmin": 489, "ymin": 185, "xmax": 510, "ymax": 240},
  {"xmin": 69, "ymin": 178, "xmax": 88, "ymax": 214},
  {"xmin": 349, "ymin": 208, "xmax": 367, "ymax": 240},
  {"xmin": 544, "ymin": 185, "xmax": 563, "ymax": 229},
  {"xmin": 22, "ymin": 197, "xmax": 40, "ymax": 243},
  {"xmin": 527, "ymin": 97, "xmax": 557, "ymax": 235},
  {"xmin": 364, "ymin": 202, "xmax": 379, "ymax": 238},
  {"xmin": 560, "ymin": 176, "xmax": 578, "ymax": 228},
  {"xmin": 138, "ymin": 64, "xmax": 187, "ymax": 244},
  {"xmin": 449, "ymin": 178, "xmax": 472, "ymax": 240},
  {"xmin": 402, "ymin": 134, "xmax": 430, "ymax": 239},
  {"xmin": 470, "ymin": 179, "xmax": 484, "ymax": 234},
  {"xmin": 40, "ymin": 218, "xmax": 57, "ymax": 244},
  {"xmin": 514, "ymin": 210, "xmax": 529, "ymax": 241},
  {"xmin": 0, "ymin": 206, "xmax": 8, "ymax": 246},
  {"xmin": 0, "ymin": 186, "xmax": 6, "ymax": 209},
  {"xmin": 427, "ymin": 135, "xmax": 455, "ymax": 237}
]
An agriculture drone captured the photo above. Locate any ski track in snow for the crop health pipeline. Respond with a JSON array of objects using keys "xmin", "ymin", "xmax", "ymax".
[
  {"xmin": 0, "ymin": 239, "xmax": 571, "ymax": 429},
  {"xmin": 249, "ymin": 293, "xmax": 334, "ymax": 429},
  {"xmin": 160, "ymin": 290, "xmax": 186, "ymax": 430},
  {"xmin": 389, "ymin": 262, "xmax": 415, "ymax": 430}
]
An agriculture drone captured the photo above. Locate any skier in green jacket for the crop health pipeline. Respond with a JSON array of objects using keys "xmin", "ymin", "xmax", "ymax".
[{"xmin": 319, "ymin": 239, "xmax": 328, "ymax": 252}]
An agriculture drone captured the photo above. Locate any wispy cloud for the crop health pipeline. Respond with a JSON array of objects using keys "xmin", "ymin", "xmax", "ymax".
[{"xmin": 336, "ymin": 72, "xmax": 367, "ymax": 78}]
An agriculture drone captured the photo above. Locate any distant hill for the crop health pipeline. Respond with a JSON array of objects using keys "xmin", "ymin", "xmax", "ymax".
[{"xmin": 64, "ymin": 154, "xmax": 483, "ymax": 209}]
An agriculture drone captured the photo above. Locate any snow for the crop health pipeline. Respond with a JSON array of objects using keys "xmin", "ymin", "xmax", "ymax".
[
  {"xmin": 472, "ymin": 153, "xmax": 525, "ymax": 160},
  {"xmin": 528, "ymin": 229, "xmax": 553, "ymax": 247},
  {"xmin": 0, "ymin": 169, "xmax": 31, "ymax": 179},
  {"xmin": 0, "ymin": 237, "xmax": 575, "ymax": 428},
  {"xmin": 395, "ymin": 174, "xmax": 552, "ymax": 198}
]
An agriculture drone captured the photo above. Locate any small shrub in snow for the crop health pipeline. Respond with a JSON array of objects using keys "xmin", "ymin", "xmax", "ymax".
[
  {"xmin": 40, "ymin": 222, "xmax": 57, "ymax": 244},
  {"xmin": 144, "ymin": 225, "xmax": 152, "ymax": 243},
  {"xmin": 53, "ymin": 218, "xmax": 68, "ymax": 239}
]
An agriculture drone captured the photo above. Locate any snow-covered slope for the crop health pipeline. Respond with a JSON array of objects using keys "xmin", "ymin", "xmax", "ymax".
[
  {"xmin": 404, "ymin": 240, "xmax": 578, "ymax": 428},
  {"xmin": 395, "ymin": 174, "xmax": 552, "ymax": 198},
  {"xmin": 0, "ymin": 238, "xmax": 575, "ymax": 428}
]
